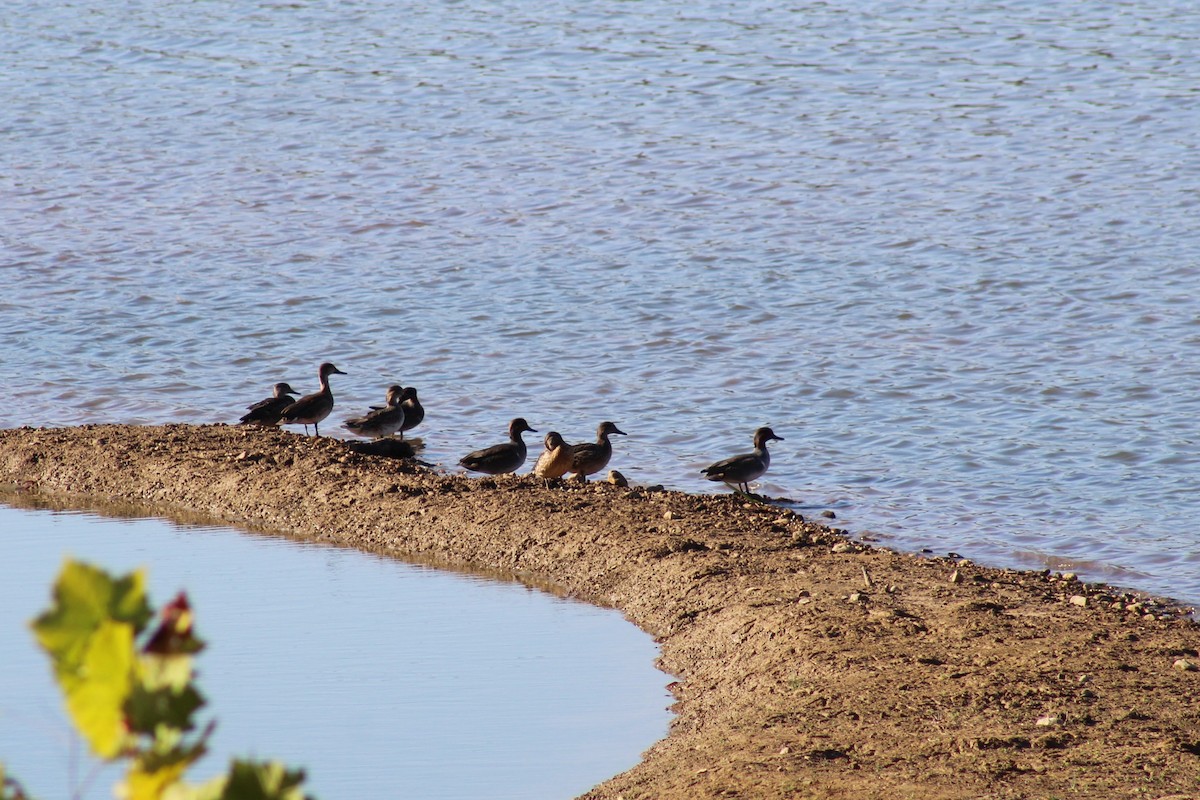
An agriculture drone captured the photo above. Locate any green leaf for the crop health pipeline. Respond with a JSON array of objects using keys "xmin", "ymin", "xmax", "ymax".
[
  {"xmin": 217, "ymin": 760, "xmax": 312, "ymax": 800},
  {"xmin": 125, "ymin": 682, "xmax": 207, "ymax": 737},
  {"xmin": 31, "ymin": 561, "xmax": 152, "ymax": 679}
]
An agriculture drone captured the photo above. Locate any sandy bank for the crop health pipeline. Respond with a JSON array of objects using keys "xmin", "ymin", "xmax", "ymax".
[{"xmin": 2, "ymin": 424, "xmax": 1198, "ymax": 799}]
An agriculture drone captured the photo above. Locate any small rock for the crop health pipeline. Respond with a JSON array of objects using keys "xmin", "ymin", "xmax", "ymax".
[
  {"xmin": 847, "ymin": 592, "xmax": 866, "ymax": 603},
  {"xmin": 772, "ymin": 516, "xmax": 792, "ymax": 526},
  {"xmin": 1069, "ymin": 595, "xmax": 1088, "ymax": 607},
  {"xmin": 821, "ymin": 510, "xmax": 836, "ymax": 519},
  {"xmin": 778, "ymin": 746, "xmax": 790, "ymax": 755},
  {"xmin": 606, "ymin": 470, "xmax": 628, "ymax": 487},
  {"xmin": 1035, "ymin": 714, "xmax": 1061, "ymax": 727},
  {"xmin": 663, "ymin": 510, "xmax": 676, "ymax": 520},
  {"xmin": 949, "ymin": 570, "xmax": 963, "ymax": 585},
  {"xmin": 1061, "ymin": 572, "xmax": 1077, "ymax": 581},
  {"xmin": 832, "ymin": 542, "xmax": 852, "ymax": 553},
  {"xmin": 1173, "ymin": 659, "xmax": 1198, "ymax": 672}
]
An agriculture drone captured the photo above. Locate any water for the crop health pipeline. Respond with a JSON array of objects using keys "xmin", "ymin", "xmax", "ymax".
[
  {"xmin": 0, "ymin": 504, "xmax": 671, "ymax": 799},
  {"xmin": 3, "ymin": 0, "xmax": 1200, "ymax": 603}
]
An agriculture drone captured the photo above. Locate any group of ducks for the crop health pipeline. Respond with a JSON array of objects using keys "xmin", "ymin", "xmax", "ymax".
[{"xmin": 237, "ymin": 362, "xmax": 785, "ymax": 493}]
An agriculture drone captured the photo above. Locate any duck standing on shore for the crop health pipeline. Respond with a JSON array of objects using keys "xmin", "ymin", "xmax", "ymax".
[
  {"xmin": 397, "ymin": 386, "xmax": 424, "ymax": 439},
  {"xmin": 701, "ymin": 426, "xmax": 784, "ymax": 494},
  {"xmin": 279, "ymin": 362, "xmax": 346, "ymax": 437},
  {"xmin": 460, "ymin": 418, "xmax": 537, "ymax": 475},
  {"xmin": 238, "ymin": 382, "xmax": 299, "ymax": 426},
  {"xmin": 344, "ymin": 385, "xmax": 405, "ymax": 440},
  {"xmin": 533, "ymin": 431, "xmax": 574, "ymax": 480},
  {"xmin": 568, "ymin": 421, "xmax": 626, "ymax": 481}
]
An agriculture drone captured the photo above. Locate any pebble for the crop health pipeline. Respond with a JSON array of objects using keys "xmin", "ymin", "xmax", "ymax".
[
  {"xmin": 821, "ymin": 510, "xmax": 836, "ymax": 519},
  {"xmin": 949, "ymin": 570, "xmax": 963, "ymax": 585},
  {"xmin": 832, "ymin": 542, "xmax": 853, "ymax": 553},
  {"xmin": 663, "ymin": 510, "xmax": 677, "ymax": 520},
  {"xmin": 1069, "ymin": 595, "xmax": 1089, "ymax": 607},
  {"xmin": 1173, "ymin": 659, "xmax": 1198, "ymax": 672},
  {"xmin": 1035, "ymin": 715, "xmax": 1061, "ymax": 727},
  {"xmin": 606, "ymin": 470, "xmax": 628, "ymax": 487}
]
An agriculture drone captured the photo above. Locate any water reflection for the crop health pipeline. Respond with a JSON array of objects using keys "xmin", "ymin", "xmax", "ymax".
[{"xmin": 0, "ymin": 504, "xmax": 671, "ymax": 799}]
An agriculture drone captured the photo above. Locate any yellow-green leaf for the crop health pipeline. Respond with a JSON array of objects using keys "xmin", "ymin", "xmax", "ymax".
[
  {"xmin": 62, "ymin": 619, "xmax": 136, "ymax": 758},
  {"xmin": 161, "ymin": 774, "xmax": 225, "ymax": 800},
  {"xmin": 117, "ymin": 758, "xmax": 191, "ymax": 800},
  {"xmin": 31, "ymin": 561, "xmax": 152, "ymax": 679}
]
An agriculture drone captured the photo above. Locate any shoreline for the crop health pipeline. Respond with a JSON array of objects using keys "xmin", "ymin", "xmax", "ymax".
[{"xmin": 2, "ymin": 423, "xmax": 1198, "ymax": 799}]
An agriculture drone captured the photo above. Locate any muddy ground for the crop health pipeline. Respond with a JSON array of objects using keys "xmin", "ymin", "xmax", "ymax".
[{"xmin": 2, "ymin": 423, "xmax": 1198, "ymax": 799}]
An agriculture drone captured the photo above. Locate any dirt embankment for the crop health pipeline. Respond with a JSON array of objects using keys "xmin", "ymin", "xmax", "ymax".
[{"xmin": 2, "ymin": 423, "xmax": 1198, "ymax": 799}]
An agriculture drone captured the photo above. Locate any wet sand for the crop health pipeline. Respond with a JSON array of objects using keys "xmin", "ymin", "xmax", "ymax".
[{"xmin": 2, "ymin": 424, "xmax": 1198, "ymax": 799}]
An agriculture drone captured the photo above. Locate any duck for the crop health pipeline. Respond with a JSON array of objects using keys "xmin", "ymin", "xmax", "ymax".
[
  {"xmin": 278, "ymin": 362, "xmax": 347, "ymax": 437},
  {"xmin": 366, "ymin": 386, "xmax": 424, "ymax": 439},
  {"xmin": 459, "ymin": 417, "xmax": 537, "ymax": 475},
  {"xmin": 701, "ymin": 426, "xmax": 784, "ymax": 493},
  {"xmin": 533, "ymin": 431, "xmax": 574, "ymax": 480},
  {"xmin": 238, "ymin": 382, "xmax": 299, "ymax": 426},
  {"xmin": 398, "ymin": 386, "xmax": 424, "ymax": 439},
  {"xmin": 568, "ymin": 421, "xmax": 626, "ymax": 480},
  {"xmin": 344, "ymin": 385, "xmax": 406, "ymax": 439}
]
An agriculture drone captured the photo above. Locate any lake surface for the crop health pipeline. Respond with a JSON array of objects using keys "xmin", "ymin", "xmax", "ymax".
[
  {"xmin": 3, "ymin": 0, "xmax": 1200, "ymax": 604},
  {"xmin": 0, "ymin": 504, "xmax": 671, "ymax": 799}
]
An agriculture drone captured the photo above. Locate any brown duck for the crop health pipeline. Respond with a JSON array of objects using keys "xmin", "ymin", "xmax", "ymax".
[
  {"xmin": 279, "ymin": 362, "xmax": 346, "ymax": 437},
  {"xmin": 568, "ymin": 421, "xmax": 626, "ymax": 480}
]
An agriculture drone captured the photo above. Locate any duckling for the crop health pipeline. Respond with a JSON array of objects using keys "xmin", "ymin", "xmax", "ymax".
[
  {"xmin": 238, "ymin": 382, "xmax": 299, "ymax": 427},
  {"xmin": 701, "ymin": 426, "xmax": 784, "ymax": 493},
  {"xmin": 568, "ymin": 421, "xmax": 626, "ymax": 480},
  {"xmin": 459, "ymin": 417, "xmax": 537, "ymax": 475},
  {"xmin": 344, "ymin": 385, "xmax": 406, "ymax": 439},
  {"xmin": 533, "ymin": 431, "xmax": 574, "ymax": 480},
  {"xmin": 279, "ymin": 362, "xmax": 346, "ymax": 437}
]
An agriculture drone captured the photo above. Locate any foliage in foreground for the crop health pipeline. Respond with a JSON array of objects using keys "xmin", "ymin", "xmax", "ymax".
[{"xmin": 5, "ymin": 559, "xmax": 315, "ymax": 800}]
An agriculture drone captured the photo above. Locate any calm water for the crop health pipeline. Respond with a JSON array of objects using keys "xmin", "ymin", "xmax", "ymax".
[
  {"xmin": 3, "ymin": 1, "xmax": 1200, "ymax": 602},
  {"xmin": 0, "ymin": 505, "xmax": 670, "ymax": 799}
]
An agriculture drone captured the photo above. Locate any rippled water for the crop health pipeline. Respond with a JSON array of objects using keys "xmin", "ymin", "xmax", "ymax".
[
  {"xmin": 3, "ymin": 1, "xmax": 1200, "ymax": 603},
  {"xmin": 0, "ymin": 504, "xmax": 669, "ymax": 799}
]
